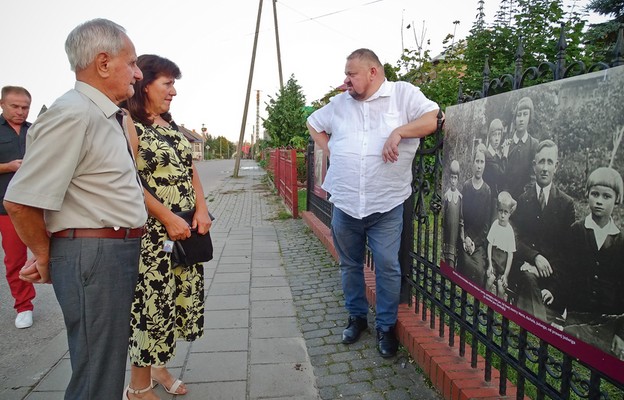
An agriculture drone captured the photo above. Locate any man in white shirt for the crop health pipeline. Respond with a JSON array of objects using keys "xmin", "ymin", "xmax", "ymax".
[{"xmin": 307, "ymin": 48, "xmax": 439, "ymax": 358}]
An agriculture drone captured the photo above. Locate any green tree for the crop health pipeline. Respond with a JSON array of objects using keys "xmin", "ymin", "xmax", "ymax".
[
  {"xmin": 461, "ymin": 0, "xmax": 588, "ymax": 97},
  {"xmin": 464, "ymin": 0, "xmax": 496, "ymax": 92},
  {"xmin": 584, "ymin": 0, "xmax": 624, "ymax": 62},
  {"xmin": 263, "ymin": 74, "xmax": 308, "ymax": 148},
  {"xmin": 206, "ymin": 135, "xmax": 233, "ymax": 159},
  {"xmin": 399, "ymin": 34, "xmax": 465, "ymax": 110}
]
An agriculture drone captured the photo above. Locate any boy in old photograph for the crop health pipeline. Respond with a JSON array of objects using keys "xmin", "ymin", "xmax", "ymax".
[
  {"xmin": 563, "ymin": 167, "xmax": 624, "ymax": 360},
  {"xmin": 486, "ymin": 191, "xmax": 517, "ymax": 301},
  {"xmin": 442, "ymin": 160, "xmax": 462, "ymax": 268}
]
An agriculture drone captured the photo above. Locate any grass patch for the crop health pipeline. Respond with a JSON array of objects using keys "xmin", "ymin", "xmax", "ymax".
[
  {"xmin": 277, "ymin": 210, "xmax": 292, "ymax": 220},
  {"xmin": 298, "ymin": 188, "xmax": 307, "ymax": 215}
]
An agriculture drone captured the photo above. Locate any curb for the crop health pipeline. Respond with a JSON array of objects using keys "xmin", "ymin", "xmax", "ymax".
[{"xmin": 301, "ymin": 210, "xmax": 525, "ymax": 400}]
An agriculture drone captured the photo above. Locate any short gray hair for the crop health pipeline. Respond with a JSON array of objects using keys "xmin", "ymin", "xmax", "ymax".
[{"xmin": 65, "ymin": 18, "xmax": 127, "ymax": 72}]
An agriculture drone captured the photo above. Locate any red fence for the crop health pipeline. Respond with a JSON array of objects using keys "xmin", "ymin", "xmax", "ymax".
[{"xmin": 268, "ymin": 148, "xmax": 299, "ymax": 218}]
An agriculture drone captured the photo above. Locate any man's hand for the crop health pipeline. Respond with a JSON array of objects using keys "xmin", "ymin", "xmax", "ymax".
[
  {"xmin": 520, "ymin": 262, "xmax": 539, "ymax": 276},
  {"xmin": 534, "ymin": 254, "xmax": 553, "ymax": 277},
  {"xmin": 5, "ymin": 159, "xmax": 22, "ymax": 172},
  {"xmin": 382, "ymin": 131, "xmax": 401, "ymax": 163},
  {"xmin": 541, "ymin": 289, "xmax": 554, "ymax": 305},
  {"xmin": 463, "ymin": 237, "xmax": 475, "ymax": 255},
  {"xmin": 19, "ymin": 257, "xmax": 51, "ymax": 284}
]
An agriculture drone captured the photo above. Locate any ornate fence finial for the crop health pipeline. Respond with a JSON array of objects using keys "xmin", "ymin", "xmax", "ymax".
[
  {"xmin": 482, "ymin": 56, "xmax": 491, "ymax": 97},
  {"xmin": 556, "ymin": 22, "xmax": 567, "ymax": 80},
  {"xmin": 437, "ymin": 108, "xmax": 445, "ymax": 131},
  {"xmin": 514, "ymin": 36, "xmax": 524, "ymax": 89},
  {"xmin": 458, "ymin": 80, "xmax": 464, "ymax": 103},
  {"xmin": 613, "ymin": 25, "xmax": 624, "ymax": 67}
]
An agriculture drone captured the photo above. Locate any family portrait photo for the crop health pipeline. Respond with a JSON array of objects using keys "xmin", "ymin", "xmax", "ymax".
[{"xmin": 441, "ymin": 65, "xmax": 624, "ymax": 371}]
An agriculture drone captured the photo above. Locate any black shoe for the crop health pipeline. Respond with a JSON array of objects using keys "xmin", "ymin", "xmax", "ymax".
[
  {"xmin": 342, "ymin": 316, "xmax": 368, "ymax": 344},
  {"xmin": 376, "ymin": 327, "xmax": 399, "ymax": 358}
]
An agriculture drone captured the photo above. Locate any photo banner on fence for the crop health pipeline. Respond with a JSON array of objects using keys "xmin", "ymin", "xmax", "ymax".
[{"xmin": 440, "ymin": 65, "xmax": 624, "ymax": 383}]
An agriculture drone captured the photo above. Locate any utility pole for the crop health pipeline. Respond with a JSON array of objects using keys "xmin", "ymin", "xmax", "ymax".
[
  {"xmin": 272, "ymin": 0, "xmax": 284, "ymax": 90},
  {"xmin": 251, "ymin": 125, "xmax": 255, "ymax": 159},
  {"xmin": 255, "ymin": 89, "xmax": 260, "ymax": 158},
  {"xmin": 234, "ymin": 0, "xmax": 263, "ymax": 177}
]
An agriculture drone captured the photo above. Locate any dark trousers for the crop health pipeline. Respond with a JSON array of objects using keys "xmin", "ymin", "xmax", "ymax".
[{"xmin": 49, "ymin": 236, "xmax": 140, "ymax": 400}]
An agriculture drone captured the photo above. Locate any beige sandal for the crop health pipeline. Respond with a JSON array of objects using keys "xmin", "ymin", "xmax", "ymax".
[
  {"xmin": 123, "ymin": 384, "xmax": 152, "ymax": 399},
  {"xmin": 151, "ymin": 365, "xmax": 187, "ymax": 395}
]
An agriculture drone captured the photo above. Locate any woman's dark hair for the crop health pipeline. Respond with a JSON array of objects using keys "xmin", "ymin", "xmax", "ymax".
[{"xmin": 125, "ymin": 54, "xmax": 181, "ymax": 125}]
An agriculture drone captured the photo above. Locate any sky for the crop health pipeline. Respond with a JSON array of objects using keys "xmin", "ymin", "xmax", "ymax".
[{"xmin": 1, "ymin": 0, "xmax": 603, "ymax": 143}]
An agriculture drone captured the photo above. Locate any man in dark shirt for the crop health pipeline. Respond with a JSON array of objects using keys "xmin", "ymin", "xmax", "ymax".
[
  {"xmin": 511, "ymin": 140, "xmax": 575, "ymax": 323},
  {"xmin": 0, "ymin": 86, "xmax": 35, "ymax": 329}
]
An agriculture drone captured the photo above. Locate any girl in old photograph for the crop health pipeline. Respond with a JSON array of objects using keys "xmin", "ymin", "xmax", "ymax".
[{"xmin": 485, "ymin": 191, "xmax": 517, "ymax": 301}]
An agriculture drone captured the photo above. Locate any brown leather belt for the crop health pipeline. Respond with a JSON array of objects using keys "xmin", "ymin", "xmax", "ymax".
[{"xmin": 50, "ymin": 227, "xmax": 144, "ymax": 239}]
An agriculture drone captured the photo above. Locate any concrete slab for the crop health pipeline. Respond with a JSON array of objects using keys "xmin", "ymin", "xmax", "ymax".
[
  {"xmin": 250, "ymin": 287, "xmax": 293, "ymax": 301},
  {"xmin": 213, "ymin": 272, "xmax": 251, "ymax": 284},
  {"xmin": 250, "ymin": 317, "xmax": 301, "ymax": 339},
  {"xmin": 250, "ymin": 337, "xmax": 309, "ymax": 364},
  {"xmin": 204, "ymin": 309, "xmax": 249, "ymax": 329},
  {"xmin": 193, "ymin": 328, "xmax": 249, "ymax": 352},
  {"xmin": 248, "ymin": 363, "xmax": 318, "ymax": 400},
  {"xmin": 251, "ymin": 300, "xmax": 296, "ymax": 318},
  {"xmin": 204, "ymin": 295, "xmax": 250, "ymax": 311},
  {"xmin": 207, "ymin": 282, "xmax": 250, "ymax": 295},
  {"xmin": 184, "ymin": 352, "xmax": 247, "ymax": 382}
]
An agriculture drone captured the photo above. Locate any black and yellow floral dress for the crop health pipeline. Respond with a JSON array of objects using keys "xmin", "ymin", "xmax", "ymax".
[{"xmin": 128, "ymin": 122, "xmax": 205, "ymax": 367}]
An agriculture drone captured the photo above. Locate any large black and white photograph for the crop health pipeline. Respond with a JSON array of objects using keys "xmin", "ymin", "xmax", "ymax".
[{"xmin": 441, "ymin": 65, "xmax": 624, "ymax": 371}]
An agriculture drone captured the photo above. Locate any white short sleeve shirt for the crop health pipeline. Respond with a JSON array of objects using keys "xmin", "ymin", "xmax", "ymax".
[{"xmin": 307, "ymin": 80, "xmax": 438, "ymax": 219}]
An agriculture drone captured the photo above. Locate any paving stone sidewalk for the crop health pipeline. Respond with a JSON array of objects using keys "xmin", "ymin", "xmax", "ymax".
[
  {"xmin": 5, "ymin": 160, "xmax": 443, "ymax": 400},
  {"xmin": 275, "ymin": 218, "xmax": 442, "ymax": 400}
]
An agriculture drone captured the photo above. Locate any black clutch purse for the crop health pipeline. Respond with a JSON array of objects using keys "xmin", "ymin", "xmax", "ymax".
[{"xmin": 172, "ymin": 208, "xmax": 214, "ymax": 266}]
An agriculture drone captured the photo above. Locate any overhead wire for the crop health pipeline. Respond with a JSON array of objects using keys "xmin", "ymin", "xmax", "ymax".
[{"xmin": 276, "ymin": 0, "xmax": 386, "ymax": 43}]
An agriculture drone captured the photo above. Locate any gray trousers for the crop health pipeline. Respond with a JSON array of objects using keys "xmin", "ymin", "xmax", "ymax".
[{"xmin": 49, "ymin": 236, "xmax": 140, "ymax": 400}]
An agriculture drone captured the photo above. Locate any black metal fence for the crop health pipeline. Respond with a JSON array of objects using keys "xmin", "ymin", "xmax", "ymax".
[
  {"xmin": 307, "ymin": 26, "xmax": 624, "ymax": 399},
  {"xmin": 306, "ymin": 142, "xmax": 332, "ymax": 227}
]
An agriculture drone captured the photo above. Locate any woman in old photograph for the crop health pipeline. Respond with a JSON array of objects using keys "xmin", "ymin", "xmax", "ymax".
[
  {"xmin": 483, "ymin": 118, "xmax": 506, "ymax": 221},
  {"xmin": 458, "ymin": 144, "xmax": 492, "ymax": 288}
]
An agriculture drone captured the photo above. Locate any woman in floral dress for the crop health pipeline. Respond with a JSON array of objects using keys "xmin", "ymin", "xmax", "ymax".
[{"xmin": 123, "ymin": 54, "xmax": 211, "ymax": 399}]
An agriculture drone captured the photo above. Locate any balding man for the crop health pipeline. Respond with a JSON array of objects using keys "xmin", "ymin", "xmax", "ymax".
[{"xmin": 307, "ymin": 48, "xmax": 439, "ymax": 358}]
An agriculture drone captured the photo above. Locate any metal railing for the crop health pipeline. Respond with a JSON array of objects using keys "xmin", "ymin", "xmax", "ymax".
[
  {"xmin": 306, "ymin": 140, "xmax": 332, "ymax": 227},
  {"xmin": 405, "ymin": 26, "xmax": 624, "ymax": 399},
  {"xmin": 269, "ymin": 148, "xmax": 299, "ymax": 218},
  {"xmin": 306, "ymin": 26, "xmax": 624, "ymax": 399}
]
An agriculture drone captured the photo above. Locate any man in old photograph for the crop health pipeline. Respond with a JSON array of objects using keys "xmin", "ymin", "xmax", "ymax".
[{"xmin": 509, "ymin": 140, "xmax": 575, "ymax": 324}]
